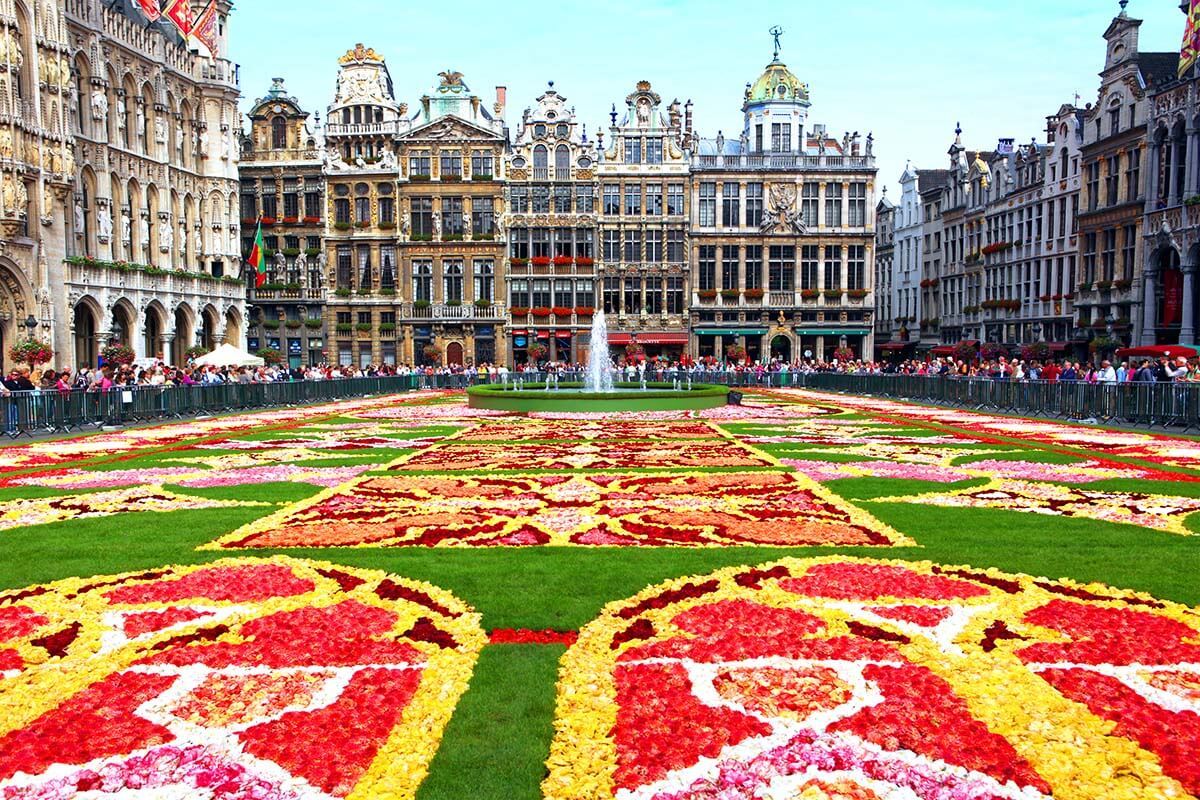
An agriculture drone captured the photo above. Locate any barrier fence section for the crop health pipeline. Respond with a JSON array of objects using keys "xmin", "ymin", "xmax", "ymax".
[{"xmin": 3, "ymin": 371, "xmax": 1197, "ymax": 437}]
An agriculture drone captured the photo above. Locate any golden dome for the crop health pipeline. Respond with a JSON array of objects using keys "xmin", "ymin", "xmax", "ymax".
[{"xmin": 744, "ymin": 59, "xmax": 809, "ymax": 107}]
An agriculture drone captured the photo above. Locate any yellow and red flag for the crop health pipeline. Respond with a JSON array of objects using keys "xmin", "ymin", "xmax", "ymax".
[
  {"xmin": 162, "ymin": 0, "xmax": 193, "ymax": 37},
  {"xmin": 191, "ymin": 1, "xmax": 219, "ymax": 55},
  {"xmin": 1181, "ymin": 0, "xmax": 1200, "ymax": 78},
  {"xmin": 136, "ymin": 0, "xmax": 160, "ymax": 22}
]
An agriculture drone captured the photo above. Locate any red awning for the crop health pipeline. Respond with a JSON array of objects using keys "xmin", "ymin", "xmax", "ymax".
[
  {"xmin": 607, "ymin": 334, "xmax": 632, "ymax": 345},
  {"xmin": 1047, "ymin": 342, "xmax": 1069, "ymax": 352},
  {"xmin": 510, "ymin": 330, "xmax": 527, "ymax": 335},
  {"xmin": 878, "ymin": 342, "xmax": 912, "ymax": 351},
  {"xmin": 1115, "ymin": 344, "xmax": 1198, "ymax": 359},
  {"xmin": 930, "ymin": 345, "xmax": 955, "ymax": 355},
  {"xmin": 634, "ymin": 333, "xmax": 689, "ymax": 345},
  {"xmin": 535, "ymin": 330, "xmax": 550, "ymax": 339}
]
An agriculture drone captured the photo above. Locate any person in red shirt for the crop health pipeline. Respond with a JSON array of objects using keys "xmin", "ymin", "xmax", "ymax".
[{"xmin": 1041, "ymin": 361, "xmax": 1061, "ymax": 382}]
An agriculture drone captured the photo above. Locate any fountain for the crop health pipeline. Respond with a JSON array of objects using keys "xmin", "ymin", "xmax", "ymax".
[
  {"xmin": 466, "ymin": 308, "xmax": 727, "ymax": 411},
  {"xmin": 584, "ymin": 309, "xmax": 615, "ymax": 393}
]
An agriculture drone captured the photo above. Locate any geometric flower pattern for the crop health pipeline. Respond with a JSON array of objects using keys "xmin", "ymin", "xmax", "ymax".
[
  {"xmin": 871, "ymin": 479, "xmax": 1200, "ymax": 535},
  {"xmin": 390, "ymin": 440, "xmax": 775, "ymax": 472},
  {"xmin": 544, "ymin": 556, "xmax": 1200, "ymax": 799},
  {"xmin": 0, "ymin": 485, "xmax": 272, "ymax": 532},
  {"xmin": 210, "ymin": 471, "xmax": 908, "ymax": 549},
  {"xmin": 0, "ymin": 557, "xmax": 484, "ymax": 799}
]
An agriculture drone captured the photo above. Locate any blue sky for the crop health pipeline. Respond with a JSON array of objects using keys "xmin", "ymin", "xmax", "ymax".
[{"xmin": 232, "ymin": 0, "xmax": 1182, "ymax": 197}]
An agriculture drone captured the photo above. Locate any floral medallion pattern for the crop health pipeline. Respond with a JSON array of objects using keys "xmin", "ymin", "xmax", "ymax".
[
  {"xmin": 0, "ymin": 557, "xmax": 484, "ymax": 799},
  {"xmin": 544, "ymin": 556, "xmax": 1200, "ymax": 799}
]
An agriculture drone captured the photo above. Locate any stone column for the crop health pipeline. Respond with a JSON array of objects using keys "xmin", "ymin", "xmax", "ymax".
[
  {"xmin": 159, "ymin": 332, "xmax": 174, "ymax": 365},
  {"xmin": 1188, "ymin": 127, "xmax": 1200, "ymax": 197},
  {"xmin": 1168, "ymin": 140, "xmax": 1181, "ymax": 207},
  {"xmin": 1182, "ymin": 264, "xmax": 1197, "ymax": 345},
  {"xmin": 1148, "ymin": 141, "xmax": 1162, "ymax": 206},
  {"xmin": 1140, "ymin": 270, "xmax": 1158, "ymax": 345}
]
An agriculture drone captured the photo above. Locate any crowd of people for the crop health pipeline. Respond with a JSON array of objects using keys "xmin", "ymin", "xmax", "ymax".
[{"xmin": 6, "ymin": 351, "xmax": 1200, "ymax": 396}]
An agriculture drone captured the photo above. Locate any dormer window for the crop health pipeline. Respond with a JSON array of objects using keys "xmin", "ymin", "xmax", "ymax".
[
  {"xmin": 271, "ymin": 116, "xmax": 286, "ymax": 149},
  {"xmin": 556, "ymin": 124, "xmax": 569, "ymax": 138},
  {"xmin": 534, "ymin": 123, "xmax": 547, "ymax": 138}
]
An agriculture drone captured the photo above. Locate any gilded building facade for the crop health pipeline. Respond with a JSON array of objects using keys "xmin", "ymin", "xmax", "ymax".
[
  {"xmin": 395, "ymin": 69, "xmax": 507, "ymax": 367},
  {"xmin": 321, "ymin": 44, "xmax": 405, "ymax": 367},
  {"xmin": 689, "ymin": 50, "xmax": 877, "ymax": 362},
  {"xmin": 240, "ymin": 78, "xmax": 325, "ymax": 366},
  {"xmin": 504, "ymin": 82, "xmax": 596, "ymax": 364},
  {"xmin": 596, "ymin": 81, "xmax": 690, "ymax": 360}
]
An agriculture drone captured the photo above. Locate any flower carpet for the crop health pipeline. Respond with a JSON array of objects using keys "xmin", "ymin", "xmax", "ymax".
[
  {"xmin": 0, "ymin": 556, "xmax": 484, "ymax": 799},
  {"xmin": 545, "ymin": 556, "xmax": 1200, "ymax": 800},
  {"xmin": 0, "ymin": 388, "xmax": 1199, "ymax": 799}
]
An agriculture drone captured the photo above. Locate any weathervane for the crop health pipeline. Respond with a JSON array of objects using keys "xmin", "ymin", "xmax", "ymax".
[{"xmin": 770, "ymin": 26, "xmax": 783, "ymax": 60}]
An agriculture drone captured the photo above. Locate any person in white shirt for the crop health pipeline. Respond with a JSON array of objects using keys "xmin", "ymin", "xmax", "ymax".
[{"xmin": 1098, "ymin": 360, "xmax": 1117, "ymax": 383}]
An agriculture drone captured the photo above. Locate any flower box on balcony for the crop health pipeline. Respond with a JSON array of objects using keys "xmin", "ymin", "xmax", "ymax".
[
  {"xmin": 551, "ymin": 306, "xmax": 573, "ymax": 317},
  {"xmin": 1039, "ymin": 294, "xmax": 1052, "ymax": 302},
  {"xmin": 1095, "ymin": 280, "xmax": 1112, "ymax": 291},
  {"xmin": 261, "ymin": 217, "xmax": 277, "ymax": 226},
  {"xmin": 822, "ymin": 289, "xmax": 843, "ymax": 299},
  {"xmin": 510, "ymin": 307, "xmax": 530, "ymax": 316},
  {"xmin": 335, "ymin": 323, "xmax": 353, "ymax": 333},
  {"xmin": 574, "ymin": 306, "xmax": 594, "ymax": 316},
  {"xmin": 285, "ymin": 282, "xmax": 302, "ymax": 291},
  {"xmin": 697, "ymin": 290, "xmax": 718, "ymax": 300},
  {"xmin": 442, "ymin": 233, "xmax": 464, "ymax": 241},
  {"xmin": 304, "ymin": 318, "xmax": 323, "ymax": 330},
  {"xmin": 471, "ymin": 233, "xmax": 495, "ymax": 241},
  {"xmin": 440, "ymin": 174, "xmax": 462, "ymax": 182},
  {"xmin": 262, "ymin": 320, "xmax": 281, "ymax": 331},
  {"xmin": 285, "ymin": 320, "xmax": 302, "ymax": 329},
  {"xmin": 575, "ymin": 257, "xmax": 594, "ymax": 266},
  {"xmin": 334, "ymin": 222, "xmax": 352, "ymax": 231},
  {"xmin": 282, "ymin": 248, "xmax": 300, "ymax": 257},
  {"xmin": 379, "ymin": 221, "xmax": 396, "ymax": 230},
  {"xmin": 1114, "ymin": 278, "xmax": 1133, "ymax": 291},
  {"xmin": 355, "ymin": 323, "xmax": 372, "ymax": 332},
  {"xmin": 414, "ymin": 300, "xmax": 431, "ymax": 310},
  {"xmin": 800, "ymin": 289, "xmax": 819, "ymax": 300},
  {"xmin": 1078, "ymin": 281, "xmax": 1093, "ymax": 291},
  {"xmin": 355, "ymin": 221, "xmax": 370, "ymax": 229},
  {"xmin": 259, "ymin": 281, "xmax": 285, "ymax": 291},
  {"xmin": 283, "ymin": 217, "xmax": 299, "ymax": 225},
  {"xmin": 471, "ymin": 174, "xmax": 494, "ymax": 181},
  {"xmin": 379, "ymin": 323, "xmax": 397, "ymax": 332},
  {"xmin": 744, "ymin": 288, "xmax": 765, "ymax": 300},
  {"xmin": 356, "ymin": 287, "xmax": 371, "ymax": 296},
  {"xmin": 474, "ymin": 299, "xmax": 492, "ymax": 309},
  {"xmin": 446, "ymin": 300, "xmax": 463, "ymax": 307},
  {"xmin": 530, "ymin": 256, "xmax": 552, "ymax": 266},
  {"xmin": 720, "ymin": 289, "xmax": 740, "ymax": 300},
  {"xmin": 530, "ymin": 307, "xmax": 552, "ymax": 318},
  {"xmin": 847, "ymin": 289, "xmax": 869, "ymax": 300},
  {"xmin": 410, "ymin": 233, "xmax": 433, "ymax": 242},
  {"xmin": 553, "ymin": 255, "xmax": 573, "ymax": 266},
  {"xmin": 334, "ymin": 288, "xmax": 351, "ymax": 297},
  {"xmin": 379, "ymin": 287, "xmax": 396, "ymax": 296},
  {"xmin": 303, "ymin": 216, "xmax": 321, "ymax": 225},
  {"xmin": 510, "ymin": 257, "xmax": 529, "ymax": 267},
  {"xmin": 409, "ymin": 174, "xmax": 431, "ymax": 182}
]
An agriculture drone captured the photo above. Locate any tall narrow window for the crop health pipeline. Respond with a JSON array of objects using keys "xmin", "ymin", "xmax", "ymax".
[
  {"xmin": 698, "ymin": 182, "xmax": 716, "ymax": 227},
  {"xmin": 801, "ymin": 182, "xmax": 819, "ymax": 227},
  {"xmin": 472, "ymin": 197, "xmax": 494, "ymax": 235},
  {"xmin": 745, "ymin": 245, "xmax": 763, "ymax": 291},
  {"xmin": 271, "ymin": 116, "xmax": 286, "ymax": 149},
  {"xmin": 745, "ymin": 182, "xmax": 763, "ymax": 228},
  {"xmin": 473, "ymin": 259, "xmax": 494, "ymax": 302},
  {"xmin": 848, "ymin": 183, "xmax": 866, "ymax": 227},
  {"xmin": 722, "ymin": 183, "xmax": 740, "ymax": 227},
  {"xmin": 443, "ymin": 260, "xmax": 464, "ymax": 303},
  {"xmin": 800, "ymin": 245, "xmax": 819, "ymax": 289},
  {"xmin": 413, "ymin": 260, "xmax": 432, "ymax": 302},
  {"xmin": 823, "ymin": 245, "xmax": 842, "ymax": 290},
  {"xmin": 847, "ymin": 245, "xmax": 865, "ymax": 290},
  {"xmin": 667, "ymin": 184, "xmax": 685, "ymax": 216},
  {"xmin": 824, "ymin": 184, "xmax": 843, "ymax": 227},
  {"xmin": 698, "ymin": 245, "xmax": 716, "ymax": 291},
  {"xmin": 769, "ymin": 245, "xmax": 795, "ymax": 291},
  {"xmin": 721, "ymin": 246, "xmax": 739, "ymax": 291}
]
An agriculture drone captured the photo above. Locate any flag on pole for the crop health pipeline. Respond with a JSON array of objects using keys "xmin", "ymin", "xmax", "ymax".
[
  {"xmin": 247, "ymin": 219, "xmax": 267, "ymax": 288},
  {"xmin": 1181, "ymin": 0, "xmax": 1200, "ymax": 78},
  {"xmin": 136, "ymin": 0, "xmax": 161, "ymax": 22},
  {"xmin": 191, "ymin": 1, "xmax": 219, "ymax": 54},
  {"xmin": 163, "ymin": 0, "xmax": 194, "ymax": 37}
]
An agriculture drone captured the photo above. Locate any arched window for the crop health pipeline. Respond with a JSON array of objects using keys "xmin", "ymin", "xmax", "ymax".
[
  {"xmin": 554, "ymin": 144, "xmax": 570, "ymax": 180},
  {"xmin": 533, "ymin": 144, "xmax": 548, "ymax": 179},
  {"xmin": 271, "ymin": 116, "xmax": 286, "ymax": 149}
]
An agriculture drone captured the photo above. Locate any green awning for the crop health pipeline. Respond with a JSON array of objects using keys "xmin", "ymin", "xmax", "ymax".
[
  {"xmin": 696, "ymin": 328, "xmax": 769, "ymax": 336},
  {"xmin": 796, "ymin": 328, "xmax": 870, "ymax": 336}
]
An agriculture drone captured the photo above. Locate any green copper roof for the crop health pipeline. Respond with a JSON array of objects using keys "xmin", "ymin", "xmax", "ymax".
[{"xmin": 744, "ymin": 59, "xmax": 809, "ymax": 108}]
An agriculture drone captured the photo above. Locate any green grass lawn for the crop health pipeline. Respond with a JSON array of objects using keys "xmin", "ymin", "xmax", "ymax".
[{"xmin": 2, "ymin": 390, "xmax": 1198, "ymax": 800}]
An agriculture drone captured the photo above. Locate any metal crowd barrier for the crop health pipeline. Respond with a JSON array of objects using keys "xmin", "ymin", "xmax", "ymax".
[
  {"xmin": 0, "ymin": 376, "xmax": 424, "ymax": 438},
  {"xmin": 795, "ymin": 373, "xmax": 1200, "ymax": 430}
]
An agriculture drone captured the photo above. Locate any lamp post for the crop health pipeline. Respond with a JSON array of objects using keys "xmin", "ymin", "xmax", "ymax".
[{"xmin": 24, "ymin": 316, "xmax": 37, "ymax": 342}]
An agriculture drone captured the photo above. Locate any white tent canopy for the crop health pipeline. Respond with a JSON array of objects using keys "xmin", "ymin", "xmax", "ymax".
[{"xmin": 192, "ymin": 343, "xmax": 265, "ymax": 368}]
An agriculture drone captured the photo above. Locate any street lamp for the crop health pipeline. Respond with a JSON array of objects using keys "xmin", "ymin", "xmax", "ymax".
[{"xmin": 23, "ymin": 315, "xmax": 37, "ymax": 341}]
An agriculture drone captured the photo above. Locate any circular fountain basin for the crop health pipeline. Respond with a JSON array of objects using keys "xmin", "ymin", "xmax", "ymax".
[{"xmin": 466, "ymin": 382, "xmax": 729, "ymax": 412}]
